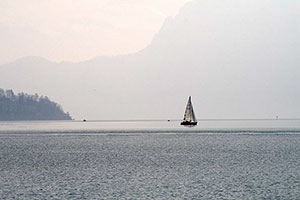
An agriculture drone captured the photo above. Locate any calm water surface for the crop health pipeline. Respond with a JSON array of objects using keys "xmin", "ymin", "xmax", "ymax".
[{"xmin": 0, "ymin": 120, "xmax": 300, "ymax": 199}]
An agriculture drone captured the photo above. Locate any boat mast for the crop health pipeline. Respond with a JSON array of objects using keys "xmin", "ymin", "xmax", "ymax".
[
  {"xmin": 183, "ymin": 96, "xmax": 195, "ymax": 122},
  {"xmin": 181, "ymin": 96, "xmax": 198, "ymax": 126}
]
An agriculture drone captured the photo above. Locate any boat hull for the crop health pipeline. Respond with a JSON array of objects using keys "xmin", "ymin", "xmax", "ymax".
[{"xmin": 180, "ymin": 121, "xmax": 197, "ymax": 126}]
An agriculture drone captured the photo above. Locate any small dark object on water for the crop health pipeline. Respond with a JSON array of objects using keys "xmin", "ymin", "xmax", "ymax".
[
  {"xmin": 83, "ymin": 119, "xmax": 87, "ymax": 122},
  {"xmin": 181, "ymin": 121, "xmax": 197, "ymax": 126},
  {"xmin": 168, "ymin": 120, "xmax": 170, "ymax": 122}
]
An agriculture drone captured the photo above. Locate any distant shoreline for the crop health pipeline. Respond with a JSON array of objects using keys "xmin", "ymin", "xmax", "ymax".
[{"xmin": 73, "ymin": 118, "xmax": 300, "ymax": 122}]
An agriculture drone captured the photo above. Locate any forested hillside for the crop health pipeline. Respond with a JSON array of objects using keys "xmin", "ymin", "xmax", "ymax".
[{"xmin": 0, "ymin": 88, "xmax": 72, "ymax": 120}]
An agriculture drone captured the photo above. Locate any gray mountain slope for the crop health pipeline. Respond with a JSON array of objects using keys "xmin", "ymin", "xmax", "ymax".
[{"xmin": 0, "ymin": 0, "xmax": 299, "ymax": 119}]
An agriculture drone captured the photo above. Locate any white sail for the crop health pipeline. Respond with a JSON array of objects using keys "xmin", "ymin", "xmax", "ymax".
[{"xmin": 183, "ymin": 96, "xmax": 197, "ymax": 122}]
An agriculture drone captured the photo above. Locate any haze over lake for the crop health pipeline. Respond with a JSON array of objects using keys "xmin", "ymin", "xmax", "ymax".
[
  {"xmin": 1, "ymin": 0, "xmax": 299, "ymax": 120},
  {"xmin": 1, "ymin": 1, "xmax": 300, "ymax": 199}
]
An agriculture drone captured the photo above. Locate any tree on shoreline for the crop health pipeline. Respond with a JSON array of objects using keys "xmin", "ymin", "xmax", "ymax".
[{"xmin": 0, "ymin": 88, "xmax": 72, "ymax": 120}]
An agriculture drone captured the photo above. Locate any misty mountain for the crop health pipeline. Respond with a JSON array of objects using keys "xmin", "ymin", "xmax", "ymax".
[
  {"xmin": 0, "ymin": 0, "xmax": 299, "ymax": 120},
  {"xmin": 0, "ymin": 88, "xmax": 71, "ymax": 121},
  {"xmin": 0, "ymin": 24, "xmax": 55, "ymax": 65}
]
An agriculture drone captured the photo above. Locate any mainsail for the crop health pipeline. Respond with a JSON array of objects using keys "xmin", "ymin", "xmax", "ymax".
[{"xmin": 182, "ymin": 96, "xmax": 197, "ymax": 125}]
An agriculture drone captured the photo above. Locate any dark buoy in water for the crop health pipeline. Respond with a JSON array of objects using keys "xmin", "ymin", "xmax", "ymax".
[
  {"xmin": 83, "ymin": 119, "xmax": 87, "ymax": 122},
  {"xmin": 167, "ymin": 120, "xmax": 170, "ymax": 122}
]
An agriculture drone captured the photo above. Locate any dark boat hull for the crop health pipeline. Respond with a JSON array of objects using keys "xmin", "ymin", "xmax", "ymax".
[{"xmin": 180, "ymin": 121, "xmax": 197, "ymax": 126}]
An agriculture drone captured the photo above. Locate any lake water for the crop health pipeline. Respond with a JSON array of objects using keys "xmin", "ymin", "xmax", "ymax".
[{"xmin": 0, "ymin": 120, "xmax": 300, "ymax": 199}]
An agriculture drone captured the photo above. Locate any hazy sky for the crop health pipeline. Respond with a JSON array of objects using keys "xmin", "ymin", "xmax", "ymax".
[
  {"xmin": 1, "ymin": 0, "xmax": 299, "ymax": 120},
  {"xmin": 0, "ymin": 0, "xmax": 191, "ymax": 64}
]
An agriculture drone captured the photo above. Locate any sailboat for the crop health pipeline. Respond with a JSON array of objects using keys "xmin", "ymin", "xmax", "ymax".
[{"xmin": 181, "ymin": 96, "xmax": 197, "ymax": 126}]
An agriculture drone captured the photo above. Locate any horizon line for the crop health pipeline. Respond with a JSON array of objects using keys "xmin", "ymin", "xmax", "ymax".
[{"xmin": 75, "ymin": 118, "xmax": 300, "ymax": 122}]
